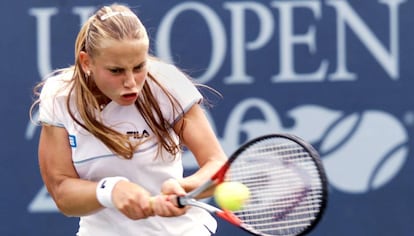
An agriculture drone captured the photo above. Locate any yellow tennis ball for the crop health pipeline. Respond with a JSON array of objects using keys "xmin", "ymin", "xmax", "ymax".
[{"xmin": 214, "ymin": 181, "xmax": 250, "ymax": 211}]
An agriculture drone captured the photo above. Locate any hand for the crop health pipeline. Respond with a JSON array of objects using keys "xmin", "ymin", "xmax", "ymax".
[
  {"xmin": 161, "ymin": 178, "xmax": 187, "ymax": 196},
  {"xmin": 111, "ymin": 180, "xmax": 155, "ymax": 220},
  {"xmin": 147, "ymin": 178, "xmax": 188, "ymax": 217},
  {"xmin": 150, "ymin": 194, "xmax": 187, "ymax": 217}
]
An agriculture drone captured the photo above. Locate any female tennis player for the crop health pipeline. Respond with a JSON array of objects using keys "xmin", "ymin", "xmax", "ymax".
[{"xmin": 30, "ymin": 3, "xmax": 227, "ymax": 235}]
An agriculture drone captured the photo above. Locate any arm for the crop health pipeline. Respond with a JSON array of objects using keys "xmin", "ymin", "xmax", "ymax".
[
  {"xmin": 38, "ymin": 125, "xmax": 158, "ymax": 219},
  {"xmin": 171, "ymin": 104, "xmax": 227, "ymax": 198},
  {"xmin": 38, "ymin": 125, "xmax": 101, "ymax": 216}
]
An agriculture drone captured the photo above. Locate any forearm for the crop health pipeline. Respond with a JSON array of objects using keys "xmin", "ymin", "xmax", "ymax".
[
  {"xmin": 174, "ymin": 104, "xmax": 228, "ymax": 198},
  {"xmin": 49, "ymin": 177, "xmax": 101, "ymax": 217},
  {"xmin": 180, "ymin": 158, "xmax": 225, "ymax": 199}
]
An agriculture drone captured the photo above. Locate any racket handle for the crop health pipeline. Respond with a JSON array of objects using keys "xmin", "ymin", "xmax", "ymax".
[{"xmin": 175, "ymin": 196, "xmax": 186, "ymax": 208}]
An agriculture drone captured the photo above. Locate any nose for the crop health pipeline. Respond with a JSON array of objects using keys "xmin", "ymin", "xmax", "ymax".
[{"xmin": 123, "ymin": 72, "xmax": 136, "ymax": 88}]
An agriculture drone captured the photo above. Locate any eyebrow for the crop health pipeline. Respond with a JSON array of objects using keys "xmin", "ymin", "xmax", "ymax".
[{"xmin": 106, "ymin": 60, "xmax": 146, "ymax": 69}]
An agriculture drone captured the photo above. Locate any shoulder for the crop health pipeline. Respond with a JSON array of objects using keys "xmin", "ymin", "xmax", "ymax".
[
  {"xmin": 38, "ymin": 69, "xmax": 74, "ymax": 127},
  {"xmin": 40, "ymin": 69, "xmax": 74, "ymax": 100},
  {"xmin": 147, "ymin": 59, "xmax": 188, "ymax": 83},
  {"xmin": 146, "ymin": 58, "xmax": 203, "ymax": 111},
  {"xmin": 148, "ymin": 58, "xmax": 177, "ymax": 72}
]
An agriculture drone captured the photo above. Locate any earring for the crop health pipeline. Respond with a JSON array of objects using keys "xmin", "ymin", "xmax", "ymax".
[{"xmin": 86, "ymin": 71, "xmax": 91, "ymax": 77}]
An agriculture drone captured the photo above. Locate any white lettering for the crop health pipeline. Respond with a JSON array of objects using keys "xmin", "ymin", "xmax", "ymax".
[
  {"xmin": 29, "ymin": 1, "xmax": 405, "ymax": 86},
  {"xmin": 223, "ymin": 2, "xmax": 274, "ymax": 84},
  {"xmin": 327, "ymin": 0, "xmax": 405, "ymax": 80},
  {"xmin": 272, "ymin": 1, "xmax": 329, "ymax": 82},
  {"xmin": 72, "ymin": 6, "xmax": 96, "ymax": 25},
  {"xmin": 156, "ymin": 2, "xmax": 226, "ymax": 84},
  {"xmin": 222, "ymin": 98, "xmax": 281, "ymax": 146},
  {"xmin": 28, "ymin": 8, "xmax": 58, "ymax": 79}
]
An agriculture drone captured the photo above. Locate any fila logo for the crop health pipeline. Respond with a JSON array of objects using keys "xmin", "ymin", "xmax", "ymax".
[{"xmin": 126, "ymin": 130, "xmax": 150, "ymax": 139}]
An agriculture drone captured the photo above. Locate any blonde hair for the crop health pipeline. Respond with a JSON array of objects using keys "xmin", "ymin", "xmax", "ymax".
[{"xmin": 31, "ymin": 4, "xmax": 186, "ymax": 159}]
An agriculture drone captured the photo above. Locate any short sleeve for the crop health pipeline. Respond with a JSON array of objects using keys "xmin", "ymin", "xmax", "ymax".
[
  {"xmin": 38, "ymin": 72, "xmax": 72, "ymax": 127},
  {"xmin": 148, "ymin": 60, "xmax": 203, "ymax": 124}
]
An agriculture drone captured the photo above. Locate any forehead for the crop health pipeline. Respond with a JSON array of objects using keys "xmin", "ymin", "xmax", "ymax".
[{"xmin": 93, "ymin": 38, "xmax": 149, "ymax": 65}]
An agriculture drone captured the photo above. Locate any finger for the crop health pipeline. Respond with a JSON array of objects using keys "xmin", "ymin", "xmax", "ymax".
[
  {"xmin": 164, "ymin": 198, "xmax": 187, "ymax": 216},
  {"xmin": 161, "ymin": 178, "xmax": 186, "ymax": 195},
  {"xmin": 154, "ymin": 195, "xmax": 187, "ymax": 217},
  {"xmin": 126, "ymin": 196, "xmax": 154, "ymax": 219},
  {"xmin": 140, "ymin": 197, "xmax": 155, "ymax": 217},
  {"xmin": 148, "ymin": 197, "xmax": 155, "ymax": 216}
]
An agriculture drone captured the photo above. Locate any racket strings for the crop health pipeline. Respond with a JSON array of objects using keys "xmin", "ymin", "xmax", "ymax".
[
  {"xmin": 241, "ymin": 143, "xmax": 309, "ymax": 160},
  {"xmin": 227, "ymin": 138, "xmax": 325, "ymax": 236}
]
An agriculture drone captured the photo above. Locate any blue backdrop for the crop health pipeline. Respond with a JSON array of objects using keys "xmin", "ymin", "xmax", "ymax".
[{"xmin": 2, "ymin": 0, "xmax": 413, "ymax": 235}]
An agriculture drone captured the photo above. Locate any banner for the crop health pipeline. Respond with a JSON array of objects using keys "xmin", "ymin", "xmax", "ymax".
[{"xmin": 2, "ymin": 0, "xmax": 413, "ymax": 235}]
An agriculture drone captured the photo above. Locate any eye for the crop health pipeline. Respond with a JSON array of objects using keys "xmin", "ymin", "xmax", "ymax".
[
  {"xmin": 109, "ymin": 68, "xmax": 124, "ymax": 74},
  {"xmin": 133, "ymin": 62, "xmax": 146, "ymax": 72}
]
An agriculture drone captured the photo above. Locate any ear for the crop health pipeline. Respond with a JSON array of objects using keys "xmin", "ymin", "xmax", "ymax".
[{"xmin": 79, "ymin": 51, "xmax": 92, "ymax": 74}]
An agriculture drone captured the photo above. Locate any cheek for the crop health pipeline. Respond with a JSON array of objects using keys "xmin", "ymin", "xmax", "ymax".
[
  {"xmin": 136, "ymin": 71, "xmax": 148, "ymax": 85},
  {"xmin": 94, "ymin": 73, "xmax": 118, "ymax": 93}
]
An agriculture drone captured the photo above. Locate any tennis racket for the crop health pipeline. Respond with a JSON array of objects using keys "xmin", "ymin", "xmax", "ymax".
[{"xmin": 177, "ymin": 133, "xmax": 328, "ymax": 236}]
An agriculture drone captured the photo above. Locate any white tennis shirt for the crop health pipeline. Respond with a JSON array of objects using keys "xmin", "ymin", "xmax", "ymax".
[{"xmin": 38, "ymin": 60, "xmax": 217, "ymax": 235}]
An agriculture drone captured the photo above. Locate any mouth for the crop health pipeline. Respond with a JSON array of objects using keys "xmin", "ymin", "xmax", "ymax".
[
  {"xmin": 122, "ymin": 92, "xmax": 137, "ymax": 98},
  {"xmin": 120, "ymin": 92, "xmax": 138, "ymax": 102}
]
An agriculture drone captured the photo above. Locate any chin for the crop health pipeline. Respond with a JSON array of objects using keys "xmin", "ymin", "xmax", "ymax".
[
  {"xmin": 119, "ymin": 101, "xmax": 136, "ymax": 106},
  {"xmin": 114, "ymin": 99, "xmax": 136, "ymax": 106}
]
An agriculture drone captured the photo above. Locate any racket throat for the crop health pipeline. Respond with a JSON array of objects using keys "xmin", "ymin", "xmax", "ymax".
[{"xmin": 216, "ymin": 210, "xmax": 241, "ymax": 226}]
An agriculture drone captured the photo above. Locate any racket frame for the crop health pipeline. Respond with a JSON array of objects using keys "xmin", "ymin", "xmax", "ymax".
[{"xmin": 177, "ymin": 133, "xmax": 329, "ymax": 236}]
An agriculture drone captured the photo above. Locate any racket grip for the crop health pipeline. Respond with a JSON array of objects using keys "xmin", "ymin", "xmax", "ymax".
[{"xmin": 175, "ymin": 196, "xmax": 186, "ymax": 208}]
